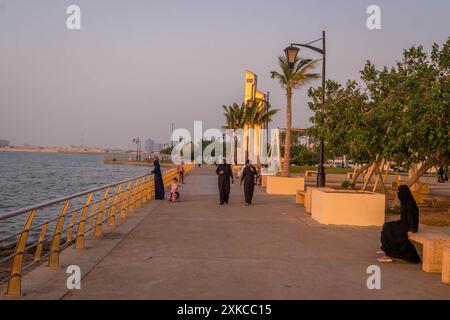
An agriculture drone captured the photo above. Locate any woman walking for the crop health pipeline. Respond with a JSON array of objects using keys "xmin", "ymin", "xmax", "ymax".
[
  {"xmin": 216, "ymin": 158, "xmax": 233, "ymax": 205},
  {"xmin": 240, "ymin": 160, "xmax": 258, "ymax": 205},
  {"xmin": 152, "ymin": 158, "xmax": 165, "ymax": 200}
]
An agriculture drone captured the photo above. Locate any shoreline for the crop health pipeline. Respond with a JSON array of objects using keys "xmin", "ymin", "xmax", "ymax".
[{"xmin": 0, "ymin": 149, "xmax": 127, "ymax": 156}]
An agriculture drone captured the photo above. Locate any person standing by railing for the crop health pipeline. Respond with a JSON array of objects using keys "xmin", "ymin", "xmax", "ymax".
[
  {"xmin": 177, "ymin": 161, "xmax": 185, "ymax": 184},
  {"xmin": 152, "ymin": 158, "xmax": 165, "ymax": 200}
]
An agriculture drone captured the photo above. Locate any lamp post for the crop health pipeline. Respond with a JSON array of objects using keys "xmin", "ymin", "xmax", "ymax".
[
  {"xmin": 132, "ymin": 137, "xmax": 141, "ymax": 161},
  {"xmin": 284, "ymin": 30, "xmax": 326, "ymax": 187}
]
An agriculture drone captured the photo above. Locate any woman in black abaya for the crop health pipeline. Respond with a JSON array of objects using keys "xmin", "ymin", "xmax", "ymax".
[
  {"xmin": 152, "ymin": 159, "xmax": 165, "ymax": 200},
  {"xmin": 378, "ymin": 185, "xmax": 421, "ymax": 263}
]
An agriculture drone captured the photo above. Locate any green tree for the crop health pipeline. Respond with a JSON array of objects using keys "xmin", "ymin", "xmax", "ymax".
[
  {"xmin": 308, "ymin": 38, "xmax": 450, "ymax": 188},
  {"xmin": 271, "ymin": 56, "xmax": 319, "ymax": 176},
  {"xmin": 360, "ymin": 39, "xmax": 449, "ymax": 186}
]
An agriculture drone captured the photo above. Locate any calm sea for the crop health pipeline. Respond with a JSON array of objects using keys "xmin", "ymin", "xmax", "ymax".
[{"xmin": 0, "ymin": 152, "xmax": 152, "ymax": 238}]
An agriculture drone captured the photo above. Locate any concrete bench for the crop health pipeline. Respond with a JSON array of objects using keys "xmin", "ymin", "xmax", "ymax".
[
  {"xmin": 411, "ymin": 191, "xmax": 438, "ymax": 207},
  {"xmin": 416, "ymin": 182, "xmax": 430, "ymax": 194},
  {"xmin": 409, "ymin": 232, "xmax": 450, "ymax": 274},
  {"xmin": 305, "ymin": 170, "xmax": 318, "ymax": 177},
  {"xmin": 443, "ymin": 246, "xmax": 450, "ymax": 285},
  {"xmin": 296, "ymin": 190, "xmax": 306, "ymax": 205}
]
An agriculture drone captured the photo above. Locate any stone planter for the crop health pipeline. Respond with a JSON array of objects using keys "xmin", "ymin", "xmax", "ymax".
[
  {"xmin": 261, "ymin": 173, "xmax": 276, "ymax": 187},
  {"xmin": 266, "ymin": 176, "xmax": 305, "ymax": 195},
  {"xmin": 305, "ymin": 187, "xmax": 335, "ymax": 214},
  {"xmin": 311, "ymin": 189, "xmax": 385, "ymax": 226}
]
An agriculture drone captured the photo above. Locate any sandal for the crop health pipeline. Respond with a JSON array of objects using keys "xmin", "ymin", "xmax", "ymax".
[{"xmin": 377, "ymin": 256, "xmax": 393, "ymax": 262}]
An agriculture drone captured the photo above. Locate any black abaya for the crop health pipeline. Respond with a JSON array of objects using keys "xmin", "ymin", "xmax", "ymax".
[
  {"xmin": 241, "ymin": 165, "xmax": 257, "ymax": 204},
  {"xmin": 380, "ymin": 185, "xmax": 421, "ymax": 263},
  {"xmin": 216, "ymin": 164, "xmax": 232, "ymax": 204},
  {"xmin": 152, "ymin": 162, "xmax": 165, "ymax": 200}
]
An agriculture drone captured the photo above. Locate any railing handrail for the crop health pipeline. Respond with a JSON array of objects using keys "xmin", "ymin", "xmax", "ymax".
[{"xmin": 0, "ymin": 171, "xmax": 157, "ymax": 221}]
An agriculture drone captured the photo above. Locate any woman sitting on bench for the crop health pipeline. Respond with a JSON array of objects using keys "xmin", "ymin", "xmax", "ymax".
[{"xmin": 378, "ymin": 185, "xmax": 421, "ymax": 263}]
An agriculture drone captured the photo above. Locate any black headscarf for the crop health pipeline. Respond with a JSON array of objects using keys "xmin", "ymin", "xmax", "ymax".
[{"xmin": 397, "ymin": 185, "xmax": 414, "ymax": 203}]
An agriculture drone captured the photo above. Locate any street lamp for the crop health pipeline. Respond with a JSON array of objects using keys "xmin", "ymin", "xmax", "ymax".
[
  {"xmin": 284, "ymin": 30, "xmax": 326, "ymax": 187},
  {"xmin": 132, "ymin": 137, "xmax": 141, "ymax": 161}
]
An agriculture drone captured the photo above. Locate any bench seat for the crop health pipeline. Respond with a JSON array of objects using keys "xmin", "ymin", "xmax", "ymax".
[
  {"xmin": 296, "ymin": 190, "xmax": 306, "ymax": 205},
  {"xmin": 409, "ymin": 232, "xmax": 450, "ymax": 273},
  {"xmin": 443, "ymin": 245, "xmax": 450, "ymax": 285},
  {"xmin": 304, "ymin": 170, "xmax": 318, "ymax": 177}
]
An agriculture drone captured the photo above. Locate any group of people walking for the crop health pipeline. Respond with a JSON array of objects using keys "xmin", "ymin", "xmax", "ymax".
[{"xmin": 216, "ymin": 158, "xmax": 258, "ymax": 206}]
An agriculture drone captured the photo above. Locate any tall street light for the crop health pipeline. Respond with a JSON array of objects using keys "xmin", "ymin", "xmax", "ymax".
[
  {"xmin": 284, "ymin": 30, "xmax": 326, "ymax": 187},
  {"xmin": 133, "ymin": 137, "xmax": 141, "ymax": 161}
]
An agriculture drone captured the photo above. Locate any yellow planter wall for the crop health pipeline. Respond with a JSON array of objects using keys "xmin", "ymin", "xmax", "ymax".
[
  {"xmin": 311, "ymin": 190, "xmax": 385, "ymax": 227},
  {"xmin": 305, "ymin": 187, "xmax": 335, "ymax": 214},
  {"xmin": 266, "ymin": 176, "xmax": 305, "ymax": 195}
]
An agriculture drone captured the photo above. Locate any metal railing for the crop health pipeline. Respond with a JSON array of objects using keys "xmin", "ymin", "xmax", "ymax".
[{"xmin": 0, "ymin": 163, "xmax": 194, "ymax": 297}]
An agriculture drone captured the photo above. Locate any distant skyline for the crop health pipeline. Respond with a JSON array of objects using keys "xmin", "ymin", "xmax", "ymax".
[{"xmin": 0, "ymin": 0, "xmax": 449, "ymax": 149}]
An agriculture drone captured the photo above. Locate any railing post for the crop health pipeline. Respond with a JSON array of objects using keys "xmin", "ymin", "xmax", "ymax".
[
  {"xmin": 120, "ymin": 181, "xmax": 132, "ymax": 219},
  {"xmin": 136, "ymin": 178, "xmax": 145, "ymax": 209},
  {"xmin": 144, "ymin": 177, "xmax": 150, "ymax": 201},
  {"xmin": 48, "ymin": 200, "xmax": 70, "ymax": 268},
  {"xmin": 108, "ymin": 184, "xmax": 122, "ymax": 226},
  {"xmin": 87, "ymin": 202, "xmax": 98, "ymax": 234},
  {"xmin": 94, "ymin": 188, "xmax": 110, "ymax": 237},
  {"xmin": 66, "ymin": 210, "xmax": 78, "ymax": 245},
  {"xmin": 128, "ymin": 179, "xmax": 140, "ymax": 214},
  {"xmin": 34, "ymin": 222, "xmax": 48, "ymax": 263},
  {"xmin": 5, "ymin": 210, "xmax": 36, "ymax": 297},
  {"xmin": 148, "ymin": 177, "xmax": 153, "ymax": 200},
  {"xmin": 75, "ymin": 192, "xmax": 94, "ymax": 249}
]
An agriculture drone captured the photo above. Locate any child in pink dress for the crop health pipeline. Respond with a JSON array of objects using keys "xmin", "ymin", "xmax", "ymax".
[{"xmin": 169, "ymin": 177, "xmax": 180, "ymax": 202}]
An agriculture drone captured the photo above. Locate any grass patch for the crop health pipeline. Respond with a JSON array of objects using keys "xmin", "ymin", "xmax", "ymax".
[{"xmin": 290, "ymin": 166, "xmax": 353, "ymax": 174}]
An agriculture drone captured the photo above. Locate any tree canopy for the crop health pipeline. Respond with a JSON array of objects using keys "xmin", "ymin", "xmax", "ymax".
[{"xmin": 308, "ymin": 38, "xmax": 449, "ymax": 186}]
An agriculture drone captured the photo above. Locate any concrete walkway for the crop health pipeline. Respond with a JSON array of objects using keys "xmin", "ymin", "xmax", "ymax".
[{"xmin": 9, "ymin": 166, "xmax": 450, "ymax": 299}]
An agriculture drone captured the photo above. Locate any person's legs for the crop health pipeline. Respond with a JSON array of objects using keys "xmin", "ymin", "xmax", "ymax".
[
  {"xmin": 218, "ymin": 182, "xmax": 225, "ymax": 205},
  {"xmin": 249, "ymin": 183, "xmax": 254, "ymax": 204},
  {"xmin": 224, "ymin": 182, "xmax": 230, "ymax": 204},
  {"xmin": 244, "ymin": 183, "xmax": 250, "ymax": 204}
]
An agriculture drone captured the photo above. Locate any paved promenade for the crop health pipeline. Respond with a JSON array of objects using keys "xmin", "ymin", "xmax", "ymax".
[{"xmin": 7, "ymin": 166, "xmax": 449, "ymax": 299}]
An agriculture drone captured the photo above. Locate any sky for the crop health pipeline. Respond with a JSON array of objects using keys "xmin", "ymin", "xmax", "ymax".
[{"xmin": 0, "ymin": 0, "xmax": 449, "ymax": 149}]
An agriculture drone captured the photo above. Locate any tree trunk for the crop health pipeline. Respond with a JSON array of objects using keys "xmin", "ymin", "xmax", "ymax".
[
  {"xmin": 234, "ymin": 136, "xmax": 238, "ymax": 165},
  {"xmin": 350, "ymin": 162, "xmax": 372, "ymax": 185},
  {"xmin": 282, "ymin": 87, "xmax": 292, "ymax": 177},
  {"xmin": 406, "ymin": 158, "xmax": 435, "ymax": 187},
  {"xmin": 372, "ymin": 160, "xmax": 387, "ymax": 194},
  {"xmin": 362, "ymin": 162, "xmax": 377, "ymax": 191}
]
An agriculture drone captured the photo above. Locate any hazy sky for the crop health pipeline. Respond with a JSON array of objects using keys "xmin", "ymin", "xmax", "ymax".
[{"xmin": 0, "ymin": 0, "xmax": 449, "ymax": 149}]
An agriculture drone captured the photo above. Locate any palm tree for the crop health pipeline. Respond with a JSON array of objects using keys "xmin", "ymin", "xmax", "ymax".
[
  {"xmin": 222, "ymin": 101, "xmax": 278, "ymax": 164},
  {"xmin": 270, "ymin": 56, "xmax": 319, "ymax": 177},
  {"xmin": 242, "ymin": 99, "xmax": 279, "ymax": 162},
  {"xmin": 222, "ymin": 103, "xmax": 245, "ymax": 164}
]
